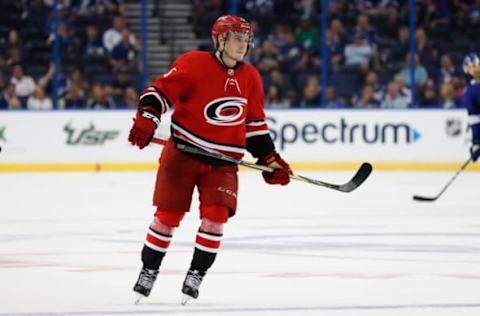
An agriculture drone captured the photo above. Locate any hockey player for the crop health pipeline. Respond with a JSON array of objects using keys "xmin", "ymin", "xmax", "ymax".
[
  {"xmin": 128, "ymin": 15, "xmax": 292, "ymax": 304},
  {"xmin": 463, "ymin": 53, "xmax": 480, "ymax": 162}
]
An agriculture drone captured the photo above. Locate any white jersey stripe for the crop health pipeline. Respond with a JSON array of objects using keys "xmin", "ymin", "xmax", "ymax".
[
  {"xmin": 144, "ymin": 240, "xmax": 167, "ymax": 253},
  {"xmin": 195, "ymin": 244, "xmax": 218, "ymax": 253},
  {"xmin": 469, "ymin": 114, "xmax": 480, "ymax": 126},
  {"xmin": 197, "ymin": 232, "xmax": 223, "ymax": 242},
  {"xmin": 246, "ymin": 130, "xmax": 270, "ymax": 138},
  {"xmin": 172, "ymin": 122, "xmax": 245, "ymax": 154},
  {"xmin": 148, "ymin": 229, "xmax": 171, "ymax": 242},
  {"xmin": 246, "ymin": 121, "xmax": 266, "ymax": 127}
]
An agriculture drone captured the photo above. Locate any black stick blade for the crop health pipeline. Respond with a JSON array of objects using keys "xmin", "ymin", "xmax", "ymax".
[
  {"xmin": 413, "ymin": 195, "xmax": 437, "ymax": 202},
  {"xmin": 338, "ymin": 162, "xmax": 373, "ymax": 192}
]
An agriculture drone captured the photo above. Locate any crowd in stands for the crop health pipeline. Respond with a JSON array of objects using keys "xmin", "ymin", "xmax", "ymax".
[
  {"xmin": 193, "ymin": 0, "xmax": 480, "ymax": 109},
  {"xmin": 0, "ymin": 0, "xmax": 140, "ymax": 110},
  {"xmin": 1, "ymin": 0, "xmax": 480, "ymax": 110}
]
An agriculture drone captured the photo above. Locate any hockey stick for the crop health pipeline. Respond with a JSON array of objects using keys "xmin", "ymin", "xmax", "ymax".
[
  {"xmin": 412, "ymin": 157, "xmax": 473, "ymax": 202},
  {"xmin": 151, "ymin": 137, "xmax": 372, "ymax": 193}
]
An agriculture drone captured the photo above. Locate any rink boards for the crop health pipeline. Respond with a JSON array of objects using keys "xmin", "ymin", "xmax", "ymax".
[{"xmin": 0, "ymin": 109, "xmax": 479, "ymax": 172}]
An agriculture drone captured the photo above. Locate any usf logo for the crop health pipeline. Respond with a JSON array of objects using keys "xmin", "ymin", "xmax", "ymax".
[
  {"xmin": 0, "ymin": 126, "xmax": 6, "ymax": 142},
  {"xmin": 64, "ymin": 123, "xmax": 119, "ymax": 145}
]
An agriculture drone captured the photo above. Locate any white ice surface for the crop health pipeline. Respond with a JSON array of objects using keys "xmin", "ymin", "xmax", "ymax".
[{"xmin": 1, "ymin": 170, "xmax": 480, "ymax": 316}]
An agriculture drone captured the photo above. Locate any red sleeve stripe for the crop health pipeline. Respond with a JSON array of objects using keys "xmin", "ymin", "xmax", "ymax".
[{"xmin": 246, "ymin": 130, "xmax": 270, "ymax": 138}]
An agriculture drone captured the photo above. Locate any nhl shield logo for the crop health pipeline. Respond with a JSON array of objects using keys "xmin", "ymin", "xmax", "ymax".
[{"xmin": 445, "ymin": 118, "xmax": 462, "ymax": 137}]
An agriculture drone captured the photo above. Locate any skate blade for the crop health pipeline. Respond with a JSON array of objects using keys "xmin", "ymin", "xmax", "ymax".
[
  {"xmin": 134, "ymin": 293, "xmax": 145, "ymax": 305},
  {"xmin": 181, "ymin": 294, "xmax": 193, "ymax": 305}
]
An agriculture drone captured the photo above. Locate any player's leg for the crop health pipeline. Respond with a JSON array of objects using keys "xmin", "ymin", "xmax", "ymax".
[
  {"xmin": 134, "ymin": 210, "xmax": 185, "ymax": 300},
  {"xmin": 134, "ymin": 141, "xmax": 199, "ymax": 301},
  {"xmin": 181, "ymin": 164, "xmax": 238, "ymax": 303}
]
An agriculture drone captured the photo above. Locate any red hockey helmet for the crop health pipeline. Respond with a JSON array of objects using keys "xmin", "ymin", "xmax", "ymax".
[{"xmin": 211, "ymin": 15, "xmax": 253, "ymax": 50}]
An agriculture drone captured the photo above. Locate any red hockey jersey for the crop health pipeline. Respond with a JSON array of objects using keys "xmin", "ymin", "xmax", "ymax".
[{"xmin": 140, "ymin": 51, "xmax": 270, "ymax": 159}]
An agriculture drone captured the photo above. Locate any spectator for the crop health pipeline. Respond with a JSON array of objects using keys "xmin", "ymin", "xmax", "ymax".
[
  {"xmin": 434, "ymin": 53, "xmax": 461, "ymax": 85},
  {"xmin": 255, "ymin": 39, "xmax": 280, "ymax": 73},
  {"xmin": 103, "ymin": 15, "xmax": 135, "ymax": 52},
  {"xmin": 423, "ymin": 0, "xmax": 451, "ymax": 34},
  {"xmin": 328, "ymin": 0, "xmax": 349, "ymax": 18},
  {"xmin": 61, "ymin": 68, "xmax": 88, "ymax": 109},
  {"xmin": 364, "ymin": 70, "xmax": 384, "ymax": 103},
  {"xmin": 439, "ymin": 82, "xmax": 463, "ymax": 108},
  {"xmin": 295, "ymin": 74, "xmax": 321, "ymax": 107},
  {"xmin": 111, "ymin": 71, "xmax": 132, "ymax": 95},
  {"xmin": 465, "ymin": 0, "xmax": 480, "ymax": 32},
  {"xmin": 0, "ymin": 83, "xmax": 22, "ymax": 109},
  {"xmin": 389, "ymin": 26, "xmax": 409, "ymax": 66},
  {"xmin": 353, "ymin": 14, "xmax": 377, "ymax": 45},
  {"xmin": 63, "ymin": 85, "xmax": 87, "ymax": 109},
  {"xmin": 265, "ymin": 83, "xmax": 290, "ymax": 108},
  {"xmin": 87, "ymin": 83, "xmax": 115, "ymax": 109},
  {"xmin": 415, "ymin": 28, "xmax": 438, "ymax": 72},
  {"xmin": 324, "ymin": 86, "xmax": 346, "ymax": 108},
  {"xmin": 381, "ymin": 81, "xmax": 410, "ymax": 108},
  {"xmin": 393, "ymin": 74, "xmax": 412, "ymax": 105},
  {"xmin": 70, "ymin": 0, "xmax": 121, "ymax": 17},
  {"xmin": 47, "ymin": 21, "xmax": 80, "ymax": 56},
  {"xmin": 110, "ymin": 29, "xmax": 138, "ymax": 72},
  {"xmin": 295, "ymin": 18, "xmax": 319, "ymax": 54},
  {"xmin": 268, "ymin": 23, "xmax": 290, "ymax": 52},
  {"xmin": 66, "ymin": 68, "xmax": 89, "ymax": 99},
  {"xmin": 378, "ymin": 8, "xmax": 401, "ymax": 40},
  {"xmin": 27, "ymin": 86, "xmax": 53, "ymax": 110},
  {"xmin": 399, "ymin": 53, "xmax": 428, "ymax": 87},
  {"xmin": 353, "ymin": 85, "xmax": 381, "ymax": 108},
  {"xmin": 83, "ymin": 25, "xmax": 107, "ymax": 57},
  {"xmin": 6, "ymin": 29, "xmax": 22, "ymax": 52},
  {"xmin": 10, "ymin": 64, "xmax": 36, "ymax": 100},
  {"xmin": 354, "ymin": 0, "xmax": 399, "ymax": 16},
  {"xmin": 278, "ymin": 30, "xmax": 306, "ymax": 74},
  {"xmin": 4, "ymin": 47, "xmax": 23, "ymax": 67},
  {"xmin": 319, "ymin": 29, "xmax": 344, "ymax": 70},
  {"xmin": 329, "ymin": 18, "xmax": 347, "ymax": 46},
  {"xmin": 418, "ymin": 79, "xmax": 440, "ymax": 106},
  {"xmin": 123, "ymin": 85, "xmax": 139, "ymax": 109},
  {"xmin": 344, "ymin": 31, "xmax": 373, "ymax": 69}
]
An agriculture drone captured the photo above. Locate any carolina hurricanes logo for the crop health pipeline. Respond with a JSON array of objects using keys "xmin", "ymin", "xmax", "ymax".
[{"xmin": 204, "ymin": 97, "xmax": 247, "ymax": 126}]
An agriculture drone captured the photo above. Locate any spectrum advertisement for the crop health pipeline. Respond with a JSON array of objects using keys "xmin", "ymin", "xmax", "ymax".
[{"xmin": 0, "ymin": 109, "xmax": 471, "ymax": 170}]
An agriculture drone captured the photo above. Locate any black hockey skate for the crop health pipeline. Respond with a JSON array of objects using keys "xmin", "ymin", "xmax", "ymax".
[
  {"xmin": 133, "ymin": 267, "xmax": 159, "ymax": 304},
  {"xmin": 181, "ymin": 269, "xmax": 205, "ymax": 305}
]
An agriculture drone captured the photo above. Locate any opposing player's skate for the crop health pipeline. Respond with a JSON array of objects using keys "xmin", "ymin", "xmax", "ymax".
[
  {"xmin": 181, "ymin": 269, "xmax": 205, "ymax": 305},
  {"xmin": 133, "ymin": 267, "xmax": 159, "ymax": 304}
]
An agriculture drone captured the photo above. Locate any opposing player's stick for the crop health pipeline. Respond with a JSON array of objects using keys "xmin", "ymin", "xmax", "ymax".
[
  {"xmin": 413, "ymin": 157, "xmax": 473, "ymax": 202},
  {"xmin": 151, "ymin": 137, "xmax": 372, "ymax": 193}
]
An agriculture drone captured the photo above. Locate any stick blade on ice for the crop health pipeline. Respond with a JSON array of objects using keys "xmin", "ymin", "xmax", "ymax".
[
  {"xmin": 338, "ymin": 163, "xmax": 373, "ymax": 192},
  {"xmin": 412, "ymin": 195, "xmax": 437, "ymax": 202}
]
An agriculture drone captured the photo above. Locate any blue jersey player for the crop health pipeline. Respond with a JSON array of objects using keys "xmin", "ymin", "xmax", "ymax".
[{"xmin": 463, "ymin": 53, "xmax": 480, "ymax": 161}]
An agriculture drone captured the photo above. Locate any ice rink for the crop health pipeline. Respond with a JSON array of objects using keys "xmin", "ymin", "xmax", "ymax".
[{"xmin": 1, "ymin": 169, "xmax": 480, "ymax": 316}]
